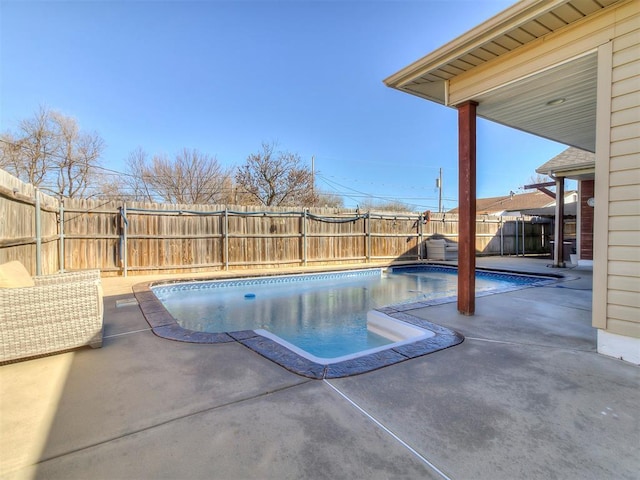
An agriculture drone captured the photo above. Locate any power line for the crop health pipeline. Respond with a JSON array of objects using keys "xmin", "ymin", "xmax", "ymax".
[
  {"xmin": 2, "ymin": 137, "xmax": 456, "ymax": 209},
  {"xmin": 316, "ymin": 174, "xmax": 452, "ymax": 210}
]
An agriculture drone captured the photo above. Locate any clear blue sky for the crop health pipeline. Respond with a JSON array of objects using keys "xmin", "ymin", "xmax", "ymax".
[{"xmin": 1, "ymin": 0, "xmax": 569, "ymax": 211}]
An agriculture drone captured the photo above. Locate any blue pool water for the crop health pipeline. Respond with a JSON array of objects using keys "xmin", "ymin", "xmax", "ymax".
[{"xmin": 153, "ymin": 266, "xmax": 549, "ymax": 360}]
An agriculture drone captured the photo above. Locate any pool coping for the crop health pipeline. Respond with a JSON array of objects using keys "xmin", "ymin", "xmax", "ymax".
[{"xmin": 132, "ymin": 265, "xmax": 561, "ymax": 379}]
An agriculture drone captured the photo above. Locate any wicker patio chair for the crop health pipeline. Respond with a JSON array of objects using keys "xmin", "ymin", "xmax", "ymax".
[{"xmin": 0, "ymin": 262, "xmax": 104, "ymax": 363}]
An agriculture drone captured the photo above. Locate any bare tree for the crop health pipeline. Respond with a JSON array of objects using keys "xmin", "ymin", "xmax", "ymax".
[
  {"xmin": 96, "ymin": 179, "xmax": 128, "ymax": 202},
  {"xmin": 0, "ymin": 106, "xmax": 105, "ymax": 198},
  {"xmin": 151, "ymin": 148, "xmax": 232, "ymax": 204},
  {"xmin": 359, "ymin": 199, "xmax": 413, "ymax": 213},
  {"xmin": 113, "ymin": 147, "xmax": 231, "ymax": 204},
  {"xmin": 316, "ymin": 192, "xmax": 344, "ymax": 208},
  {"xmin": 0, "ymin": 133, "xmax": 21, "ymax": 172},
  {"xmin": 235, "ymin": 142, "xmax": 317, "ymax": 207},
  {"xmin": 1, "ymin": 106, "xmax": 56, "ymax": 187},
  {"xmin": 120, "ymin": 147, "xmax": 155, "ymax": 201},
  {"xmin": 526, "ymin": 173, "xmax": 554, "ymax": 186},
  {"xmin": 521, "ymin": 173, "xmax": 556, "ymax": 196},
  {"xmin": 218, "ymin": 175, "xmax": 238, "ymax": 205},
  {"xmin": 93, "ymin": 147, "xmax": 150, "ymax": 201},
  {"xmin": 53, "ymin": 112, "xmax": 105, "ymax": 198}
]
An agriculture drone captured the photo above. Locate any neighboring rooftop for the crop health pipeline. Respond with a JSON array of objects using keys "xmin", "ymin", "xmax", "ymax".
[
  {"xmin": 536, "ymin": 146, "xmax": 596, "ymax": 178},
  {"xmin": 448, "ymin": 190, "xmax": 575, "ymax": 215},
  {"xmin": 521, "ymin": 202, "xmax": 578, "ymax": 217}
]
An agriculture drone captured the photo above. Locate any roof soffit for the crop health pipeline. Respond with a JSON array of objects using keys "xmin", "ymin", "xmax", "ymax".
[
  {"xmin": 383, "ymin": 0, "xmax": 629, "ymax": 151},
  {"xmin": 384, "ymin": 0, "xmax": 572, "ymax": 92},
  {"xmin": 384, "ymin": 0, "xmax": 623, "ymax": 98},
  {"xmin": 536, "ymin": 146, "xmax": 596, "ymax": 173},
  {"xmin": 474, "ymin": 51, "xmax": 598, "ymax": 151}
]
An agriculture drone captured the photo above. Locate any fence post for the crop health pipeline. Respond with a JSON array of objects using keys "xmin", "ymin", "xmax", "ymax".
[
  {"xmin": 366, "ymin": 212, "xmax": 371, "ymax": 262},
  {"xmin": 34, "ymin": 188, "xmax": 42, "ymax": 275},
  {"xmin": 59, "ymin": 200, "xmax": 65, "ymax": 272},
  {"xmin": 521, "ymin": 216, "xmax": 526, "ymax": 257},
  {"xmin": 122, "ymin": 203, "xmax": 128, "ymax": 277},
  {"xmin": 500, "ymin": 216, "xmax": 504, "ymax": 256},
  {"xmin": 302, "ymin": 209, "xmax": 307, "ymax": 266},
  {"xmin": 417, "ymin": 213, "xmax": 423, "ymax": 260},
  {"xmin": 224, "ymin": 208, "xmax": 229, "ymax": 270}
]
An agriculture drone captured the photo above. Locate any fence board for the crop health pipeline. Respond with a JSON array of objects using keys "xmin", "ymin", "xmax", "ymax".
[{"xmin": 1, "ymin": 170, "xmax": 553, "ymax": 276}]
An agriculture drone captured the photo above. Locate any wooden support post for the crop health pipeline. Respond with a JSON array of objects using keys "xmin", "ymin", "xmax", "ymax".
[{"xmin": 457, "ymin": 101, "xmax": 477, "ymax": 315}]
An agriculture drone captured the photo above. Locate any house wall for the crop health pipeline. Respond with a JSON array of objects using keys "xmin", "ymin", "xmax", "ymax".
[
  {"xmin": 580, "ymin": 180, "xmax": 594, "ymax": 260},
  {"xmin": 594, "ymin": 7, "xmax": 640, "ymax": 363}
]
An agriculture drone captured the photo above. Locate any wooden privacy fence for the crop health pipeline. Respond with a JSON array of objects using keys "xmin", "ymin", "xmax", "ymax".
[{"xmin": 0, "ymin": 170, "xmax": 550, "ymax": 276}]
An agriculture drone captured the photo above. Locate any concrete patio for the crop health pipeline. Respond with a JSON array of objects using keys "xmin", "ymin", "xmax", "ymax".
[{"xmin": 1, "ymin": 257, "xmax": 638, "ymax": 479}]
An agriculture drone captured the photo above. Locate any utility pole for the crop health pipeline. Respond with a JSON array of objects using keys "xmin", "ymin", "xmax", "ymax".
[{"xmin": 436, "ymin": 167, "xmax": 443, "ymax": 213}]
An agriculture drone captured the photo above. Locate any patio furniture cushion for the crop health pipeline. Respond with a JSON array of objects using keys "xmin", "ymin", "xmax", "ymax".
[{"xmin": 0, "ymin": 261, "xmax": 35, "ymax": 289}]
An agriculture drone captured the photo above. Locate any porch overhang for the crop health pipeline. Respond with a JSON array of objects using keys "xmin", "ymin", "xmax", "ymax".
[
  {"xmin": 384, "ymin": 0, "xmax": 632, "ymax": 310},
  {"xmin": 384, "ymin": 0, "xmax": 627, "ymax": 152}
]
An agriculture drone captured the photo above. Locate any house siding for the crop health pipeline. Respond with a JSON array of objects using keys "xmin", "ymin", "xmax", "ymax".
[{"xmin": 605, "ymin": 11, "xmax": 640, "ymax": 339}]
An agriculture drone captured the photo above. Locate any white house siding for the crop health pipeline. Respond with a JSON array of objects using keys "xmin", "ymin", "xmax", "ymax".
[{"xmin": 598, "ymin": 10, "xmax": 640, "ymax": 363}]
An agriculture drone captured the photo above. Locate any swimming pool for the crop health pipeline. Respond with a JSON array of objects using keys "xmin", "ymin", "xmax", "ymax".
[{"xmin": 145, "ymin": 265, "xmax": 555, "ymax": 377}]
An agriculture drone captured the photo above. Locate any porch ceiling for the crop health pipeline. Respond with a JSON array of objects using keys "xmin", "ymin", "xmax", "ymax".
[
  {"xmin": 474, "ymin": 52, "xmax": 597, "ymax": 152},
  {"xmin": 384, "ymin": 0, "xmax": 621, "ymax": 152}
]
